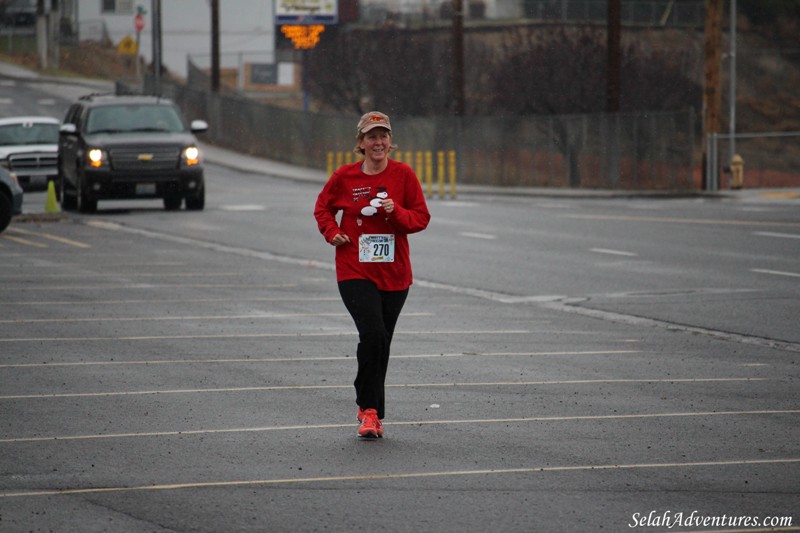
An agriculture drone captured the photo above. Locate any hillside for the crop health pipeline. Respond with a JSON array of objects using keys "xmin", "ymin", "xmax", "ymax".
[{"xmin": 2, "ymin": 27, "xmax": 797, "ymax": 187}]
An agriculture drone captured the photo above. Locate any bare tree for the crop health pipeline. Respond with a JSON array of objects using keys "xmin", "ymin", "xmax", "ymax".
[
  {"xmin": 485, "ymin": 26, "xmax": 700, "ymax": 186},
  {"xmin": 306, "ymin": 27, "xmax": 452, "ymax": 115}
]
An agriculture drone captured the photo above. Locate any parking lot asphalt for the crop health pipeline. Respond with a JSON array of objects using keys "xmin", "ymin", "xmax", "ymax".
[
  {"xmin": 2, "ymin": 59, "xmax": 798, "ymax": 532},
  {"xmin": 2, "ymin": 213, "xmax": 798, "ymax": 532}
]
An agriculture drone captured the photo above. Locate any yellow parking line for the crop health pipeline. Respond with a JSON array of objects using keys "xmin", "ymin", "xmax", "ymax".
[
  {"xmin": 7, "ymin": 227, "xmax": 91, "ymax": 248},
  {"xmin": 1, "ymin": 457, "xmax": 797, "ymax": 498},
  {"xmin": 757, "ymin": 192, "xmax": 800, "ymax": 199},
  {"xmin": 0, "ymin": 234, "xmax": 48, "ymax": 248}
]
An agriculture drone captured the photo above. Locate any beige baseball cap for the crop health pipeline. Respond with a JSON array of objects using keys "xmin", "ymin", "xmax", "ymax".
[{"xmin": 357, "ymin": 111, "xmax": 392, "ymax": 134}]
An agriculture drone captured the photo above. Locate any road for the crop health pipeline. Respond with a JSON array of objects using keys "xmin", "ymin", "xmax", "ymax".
[{"xmin": 0, "ymin": 75, "xmax": 798, "ymax": 532}]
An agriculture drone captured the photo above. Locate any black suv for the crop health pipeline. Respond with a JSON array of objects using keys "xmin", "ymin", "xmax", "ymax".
[{"xmin": 58, "ymin": 94, "xmax": 208, "ymax": 212}]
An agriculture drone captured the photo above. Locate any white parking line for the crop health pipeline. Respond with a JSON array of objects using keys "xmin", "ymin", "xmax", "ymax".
[
  {"xmin": 0, "ymin": 350, "xmax": 641, "ymax": 368},
  {"xmin": 4, "ymin": 296, "xmax": 340, "ymax": 306},
  {"xmin": 0, "ymin": 312, "xmax": 431, "ymax": 325},
  {"xmin": 3, "ymin": 282, "xmax": 298, "ymax": 292},
  {"xmin": 753, "ymin": 231, "xmax": 800, "ymax": 240},
  {"xmin": 2, "ymin": 457, "xmax": 797, "ymax": 499},
  {"xmin": 564, "ymin": 213, "xmax": 800, "ymax": 227},
  {"xmin": 0, "ymin": 377, "xmax": 766, "ymax": 401},
  {"xmin": 2, "ymin": 408, "xmax": 795, "ymax": 444},
  {"xmin": 590, "ymin": 248, "xmax": 638, "ymax": 257},
  {"xmin": 0, "ymin": 329, "xmax": 533, "ymax": 343},
  {"xmin": 460, "ymin": 232, "xmax": 497, "ymax": 240},
  {"xmin": 751, "ymin": 268, "xmax": 800, "ymax": 278},
  {"xmin": 218, "ymin": 205, "xmax": 265, "ymax": 211}
]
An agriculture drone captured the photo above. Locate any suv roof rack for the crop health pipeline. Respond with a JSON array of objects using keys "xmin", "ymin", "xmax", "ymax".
[
  {"xmin": 78, "ymin": 93, "xmax": 170, "ymax": 104},
  {"xmin": 78, "ymin": 92, "xmax": 115, "ymax": 100}
]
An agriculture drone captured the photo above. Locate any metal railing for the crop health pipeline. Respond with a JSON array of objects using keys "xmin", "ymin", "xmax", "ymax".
[{"xmin": 706, "ymin": 131, "xmax": 800, "ymax": 190}]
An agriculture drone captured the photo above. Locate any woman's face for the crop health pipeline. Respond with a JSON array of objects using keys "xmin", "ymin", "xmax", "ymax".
[{"xmin": 359, "ymin": 127, "xmax": 391, "ymax": 163}]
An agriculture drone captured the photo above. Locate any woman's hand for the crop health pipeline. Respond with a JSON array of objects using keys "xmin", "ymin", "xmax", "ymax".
[
  {"xmin": 381, "ymin": 199, "xmax": 395, "ymax": 214},
  {"xmin": 331, "ymin": 233, "xmax": 351, "ymax": 246}
]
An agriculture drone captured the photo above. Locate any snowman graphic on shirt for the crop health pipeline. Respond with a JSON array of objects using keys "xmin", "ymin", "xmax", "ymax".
[{"xmin": 361, "ymin": 187, "xmax": 389, "ymax": 217}]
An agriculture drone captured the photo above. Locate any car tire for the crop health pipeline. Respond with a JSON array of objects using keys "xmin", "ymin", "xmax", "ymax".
[
  {"xmin": 185, "ymin": 185, "xmax": 205, "ymax": 211},
  {"xmin": 164, "ymin": 196, "xmax": 183, "ymax": 210},
  {"xmin": 59, "ymin": 172, "xmax": 77, "ymax": 211},
  {"xmin": 76, "ymin": 175, "xmax": 97, "ymax": 213},
  {"xmin": 0, "ymin": 192, "xmax": 12, "ymax": 233}
]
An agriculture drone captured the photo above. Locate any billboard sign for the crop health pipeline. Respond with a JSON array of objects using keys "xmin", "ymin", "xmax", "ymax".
[{"xmin": 276, "ymin": 0, "xmax": 338, "ymax": 25}]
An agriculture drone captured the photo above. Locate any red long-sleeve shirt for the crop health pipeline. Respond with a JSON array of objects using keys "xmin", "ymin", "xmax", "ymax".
[{"xmin": 314, "ymin": 159, "xmax": 431, "ymax": 291}]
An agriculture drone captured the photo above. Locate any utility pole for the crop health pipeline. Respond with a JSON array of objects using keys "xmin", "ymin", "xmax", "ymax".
[
  {"xmin": 211, "ymin": 0, "xmax": 220, "ymax": 93},
  {"xmin": 48, "ymin": 0, "xmax": 59, "ymax": 69},
  {"xmin": 702, "ymin": 0, "xmax": 723, "ymax": 189},
  {"xmin": 728, "ymin": 0, "xmax": 737, "ymax": 162},
  {"xmin": 606, "ymin": 0, "xmax": 621, "ymax": 112},
  {"xmin": 451, "ymin": 0, "xmax": 465, "ymax": 116},
  {"xmin": 152, "ymin": 0, "xmax": 162, "ymax": 95},
  {"xmin": 36, "ymin": 0, "xmax": 47, "ymax": 69}
]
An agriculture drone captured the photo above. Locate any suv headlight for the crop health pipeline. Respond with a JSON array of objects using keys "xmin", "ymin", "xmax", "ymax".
[
  {"xmin": 87, "ymin": 148, "xmax": 109, "ymax": 169},
  {"xmin": 182, "ymin": 146, "xmax": 201, "ymax": 167}
]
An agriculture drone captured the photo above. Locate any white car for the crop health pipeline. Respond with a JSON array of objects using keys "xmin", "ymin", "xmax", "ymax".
[{"xmin": 0, "ymin": 116, "xmax": 60, "ymax": 191}]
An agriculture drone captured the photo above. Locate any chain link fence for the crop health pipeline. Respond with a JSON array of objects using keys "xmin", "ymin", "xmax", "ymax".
[
  {"xmin": 358, "ymin": 0, "xmax": 704, "ymax": 27},
  {"xmin": 125, "ymin": 61, "xmax": 696, "ymax": 190}
]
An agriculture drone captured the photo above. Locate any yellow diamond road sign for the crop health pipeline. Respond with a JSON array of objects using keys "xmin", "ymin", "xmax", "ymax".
[{"xmin": 117, "ymin": 35, "xmax": 138, "ymax": 56}]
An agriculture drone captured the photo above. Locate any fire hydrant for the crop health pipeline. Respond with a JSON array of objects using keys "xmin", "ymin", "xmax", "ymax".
[{"xmin": 730, "ymin": 154, "xmax": 744, "ymax": 189}]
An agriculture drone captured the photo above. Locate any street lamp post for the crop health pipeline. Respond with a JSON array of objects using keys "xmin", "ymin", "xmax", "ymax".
[{"xmin": 729, "ymin": 0, "xmax": 737, "ymax": 163}]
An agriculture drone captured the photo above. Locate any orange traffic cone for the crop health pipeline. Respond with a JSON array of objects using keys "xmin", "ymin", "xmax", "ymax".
[{"xmin": 45, "ymin": 180, "xmax": 60, "ymax": 214}]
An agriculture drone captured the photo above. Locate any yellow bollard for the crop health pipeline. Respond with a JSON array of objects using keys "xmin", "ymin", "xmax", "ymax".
[
  {"xmin": 437, "ymin": 151, "xmax": 445, "ymax": 199},
  {"xmin": 415, "ymin": 152, "xmax": 424, "ymax": 184},
  {"xmin": 425, "ymin": 151, "xmax": 433, "ymax": 198},
  {"xmin": 448, "ymin": 150, "xmax": 457, "ymax": 198},
  {"xmin": 326, "ymin": 151, "xmax": 334, "ymax": 175},
  {"xmin": 45, "ymin": 180, "xmax": 60, "ymax": 214}
]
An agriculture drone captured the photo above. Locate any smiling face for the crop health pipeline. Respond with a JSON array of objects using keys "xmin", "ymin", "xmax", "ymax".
[{"xmin": 358, "ymin": 127, "xmax": 392, "ymax": 164}]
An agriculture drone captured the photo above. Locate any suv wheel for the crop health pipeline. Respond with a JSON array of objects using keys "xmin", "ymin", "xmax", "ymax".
[
  {"xmin": 163, "ymin": 196, "xmax": 183, "ymax": 210},
  {"xmin": 76, "ymin": 175, "xmax": 97, "ymax": 213},
  {"xmin": 59, "ymin": 173, "xmax": 77, "ymax": 211},
  {"xmin": 185, "ymin": 185, "xmax": 205, "ymax": 211},
  {"xmin": 0, "ymin": 192, "xmax": 12, "ymax": 232}
]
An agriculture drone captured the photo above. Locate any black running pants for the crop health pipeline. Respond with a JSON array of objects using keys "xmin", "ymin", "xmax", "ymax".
[{"xmin": 338, "ymin": 279, "xmax": 409, "ymax": 420}]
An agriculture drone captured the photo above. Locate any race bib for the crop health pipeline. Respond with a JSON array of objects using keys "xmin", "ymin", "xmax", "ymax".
[{"xmin": 359, "ymin": 234, "xmax": 395, "ymax": 262}]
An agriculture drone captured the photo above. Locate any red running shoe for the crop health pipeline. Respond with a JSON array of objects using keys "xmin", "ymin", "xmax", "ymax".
[
  {"xmin": 357, "ymin": 406, "xmax": 366, "ymax": 422},
  {"xmin": 357, "ymin": 408, "xmax": 383, "ymax": 438}
]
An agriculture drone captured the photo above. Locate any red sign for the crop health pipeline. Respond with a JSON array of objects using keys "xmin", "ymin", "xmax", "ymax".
[{"xmin": 134, "ymin": 13, "xmax": 144, "ymax": 32}]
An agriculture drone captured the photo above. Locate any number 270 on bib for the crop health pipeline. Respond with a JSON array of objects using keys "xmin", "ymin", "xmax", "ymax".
[{"xmin": 359, "ymin": 234, "xmax": 395, "ymax": 262}]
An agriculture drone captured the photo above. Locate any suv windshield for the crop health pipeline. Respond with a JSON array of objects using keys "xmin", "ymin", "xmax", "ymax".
[
  {"xmin": 0, "ymin": 123, "xmax": 59, "ymax": 146},
  {"xmin": 86, "ymin": 104, "xmax": 186, "ymax": 135}
]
